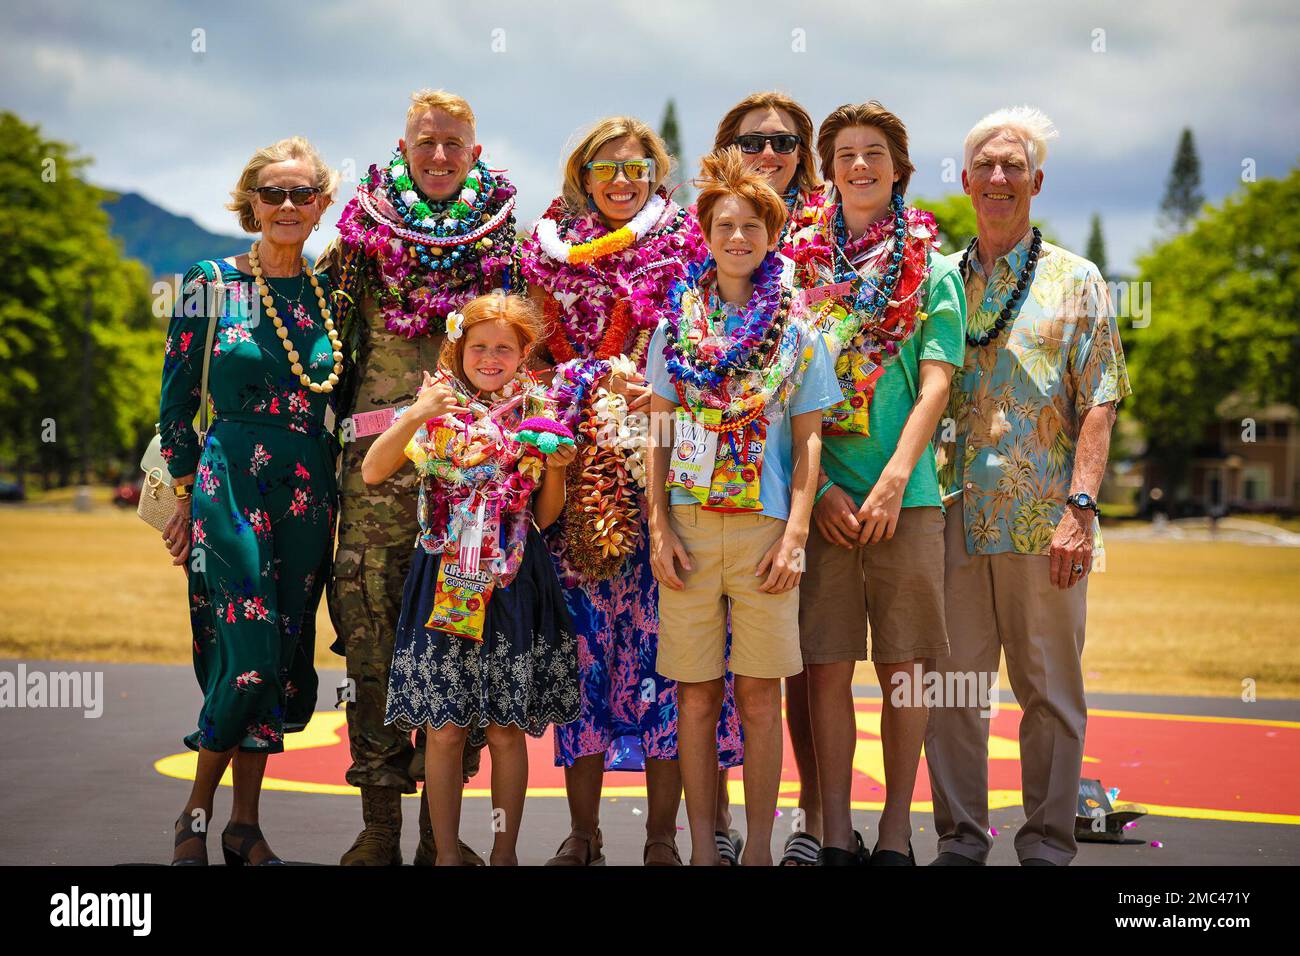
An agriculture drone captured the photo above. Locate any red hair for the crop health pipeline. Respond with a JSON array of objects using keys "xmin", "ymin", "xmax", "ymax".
[
  {"xmin": 694, "ymin": 147, "xmax": 787, "ymax": 241},
  {"xmin": 438, "ymin": 292, "xmax": 541, "ymax": 384}
]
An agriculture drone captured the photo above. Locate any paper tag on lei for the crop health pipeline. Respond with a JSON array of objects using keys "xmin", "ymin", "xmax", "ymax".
[
  {"xmin": 351, "ymin": 407, "xmax": 399, "ymax": 439},
  {"xmin": 800, "ymin": 280, "xmax": 854, "ymax": 309},
  {"xmin": 427, "ymin": 562, "xmax": 494, "ymax": 642},
  {"xmin": 777, "ymin": 252, "xmax": 796, "ymax": 288},
  {"xmin": 666, "ymin": 409, "xmax": 718, "ymax": 506}
]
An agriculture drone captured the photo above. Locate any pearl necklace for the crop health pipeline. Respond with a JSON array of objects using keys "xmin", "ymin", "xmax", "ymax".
[{"xmin": 249, "ymin": 240, "xmax": 343, "ymax": 393}]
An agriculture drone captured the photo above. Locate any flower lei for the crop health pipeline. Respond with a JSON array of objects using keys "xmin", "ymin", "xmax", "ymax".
[
  {"xmin": 789, "ymin": 193, "xmax": 937, "ymax": 356},
  {"xmin": 408, "ymin": 371, "xmax": 561, "ymax": 587},
  {"xmin": 786, "ymin": 192, "xmax": 937, "ymax": 436},
  {"xmin": 663, "ymin": 255, "xmax": 786, "ymax": 393},
  {"xmin": 521, "ymin": 188, "xmax": 702, "ymax": 364},
  {"xmin": 534, "ymin": 192, "xmax": 667, "ymax": 265},
  {"xmin": 334, "ymin": 147, "xmax": 522, "ymax": 340},
  {"xmin": 522, "ymin": 189, "xmax": 700, "ymax": 582},
  {"xmin": 664, "ymin": 256, "xmax": 812, "ymax": 432}
]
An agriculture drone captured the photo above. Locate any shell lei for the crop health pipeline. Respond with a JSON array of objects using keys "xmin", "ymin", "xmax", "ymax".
[
  {"xmin": 408, "ymin": 372, "xmax": 551, "ymax": 587},
  {"xmin": 523, "ymin": 191, "xmax": 699, "ymax": 583},
  {"xmin": 545, "ymin": 357, "xmax": 647, "ymax": 584}
]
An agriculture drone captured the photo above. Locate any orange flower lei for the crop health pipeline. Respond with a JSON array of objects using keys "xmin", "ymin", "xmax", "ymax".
[{"xmin": 544, "ymin": 297, "xmax": 634, "ymax": 365}]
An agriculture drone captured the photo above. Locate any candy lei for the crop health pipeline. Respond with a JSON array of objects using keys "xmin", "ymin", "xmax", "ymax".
[
  {"xmin": 334, "ymin": 148, "xmax": 521, "ymax": 340},
  {"xmin": 664, "ymin": 256, "xmax": 811, "ymax": 431},
  {"xmin": 408, "ymin": 373, "xmax": 553, "ymax": 587},
  {"xmin": 779, "ymin": 187, "xmax": 833, "ymax": 256}
]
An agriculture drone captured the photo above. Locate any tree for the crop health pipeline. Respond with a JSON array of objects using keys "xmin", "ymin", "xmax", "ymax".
[
  {"xmin": 659, "ymin": 98, "xmax": 690, "ymax": 203},
  {"xmin": 1086, "ymin": 212, "xmax": 1108, "ymax": 277},
  {"xmin": 0, "ymin": 111, "xmax": 156, "ymax": 487},
  {"xmin": 1158, "ymin": 127, "xmax": 1205, "ymax": 234},
  {"xmin": 1128, "ymin": 166, "xmax": 1300, "ymax": 492}
]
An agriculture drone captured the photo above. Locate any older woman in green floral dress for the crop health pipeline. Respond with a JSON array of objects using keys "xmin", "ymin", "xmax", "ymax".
[{"xmin": 159, "ymin": 137, "xmax": 339, "ymax": 865}]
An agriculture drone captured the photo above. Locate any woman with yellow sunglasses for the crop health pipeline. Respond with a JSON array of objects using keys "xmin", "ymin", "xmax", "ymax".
[{"xmin": 522, "ymin": 116, "xmax": 744, "ymax": 866}]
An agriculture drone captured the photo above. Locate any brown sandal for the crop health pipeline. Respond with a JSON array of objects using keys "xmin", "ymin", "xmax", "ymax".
[
  {"xmin": 544, "ymin": 829, "xmax": 605, "ymax": 866},
  {"xmin": 643, "ymin": 839, "xmax": 682, "ymax": 866}
]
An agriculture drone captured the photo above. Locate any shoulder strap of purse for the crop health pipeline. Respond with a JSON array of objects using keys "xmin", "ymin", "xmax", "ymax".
[{"xmin": 197, "ymin": 259, "xmax": 225, "ymax": 440}]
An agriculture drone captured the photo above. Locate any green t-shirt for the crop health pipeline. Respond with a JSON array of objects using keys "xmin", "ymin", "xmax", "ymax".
[{"xmin": 820, "ymin": 253, "xmax": 967, "ymax": 508}]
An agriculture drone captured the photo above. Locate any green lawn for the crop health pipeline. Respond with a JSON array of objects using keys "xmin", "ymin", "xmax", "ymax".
[{"xmin": 3, "ymin": 506, "xmax": 1298, "ymax": 698}]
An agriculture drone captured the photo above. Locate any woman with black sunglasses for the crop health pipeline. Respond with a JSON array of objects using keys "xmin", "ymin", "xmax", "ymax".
[
  {"xmin": 159, "ymin": 136, "xmax": 339, "ymax": 865},
  {"xmin": 713, "ymin": 91, "xmax": 827, "ymax": 249},
  {"xmin": 521, "ymin": 117, "xmax": 745, "ymax": 866}
]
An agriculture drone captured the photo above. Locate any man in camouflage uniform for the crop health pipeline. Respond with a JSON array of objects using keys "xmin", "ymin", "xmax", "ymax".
[{"xmin": 320, "ymin": 88, "xmax": 524, "ymax": 865}]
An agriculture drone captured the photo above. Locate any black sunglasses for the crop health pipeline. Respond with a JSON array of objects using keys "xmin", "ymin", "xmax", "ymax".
[
  {"xmin": 734, "ymin": 133, "xmax": 802, "ymax": 155},
  {"xmin": 253, "ymin": 186, "xmax": 321, "ymax": 207}
]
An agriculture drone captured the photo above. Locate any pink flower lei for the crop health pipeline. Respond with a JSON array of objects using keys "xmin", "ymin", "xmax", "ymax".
[
  {"xmin": 520, "ymin": 188, "xmax": 706, "ymax": 371},
  {"xmin": 336, "ymin": 162, "xmax": 521, "ymax": 339}
]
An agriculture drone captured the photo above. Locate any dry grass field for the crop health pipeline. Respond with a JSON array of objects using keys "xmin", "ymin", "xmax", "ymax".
[{"xmin": 1, "ymin": 505, "xmax": 1297, "ymax": 698}]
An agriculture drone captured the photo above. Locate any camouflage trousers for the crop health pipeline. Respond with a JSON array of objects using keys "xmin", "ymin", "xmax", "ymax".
[{"xmin": 328, "ymin": 543, "xmax": 482, "ymax": 791}]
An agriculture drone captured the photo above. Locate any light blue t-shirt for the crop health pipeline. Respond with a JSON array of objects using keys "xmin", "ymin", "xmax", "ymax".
[{"xmin": 647, "ymin": 310, "xmax": 843, "ymax": 522}]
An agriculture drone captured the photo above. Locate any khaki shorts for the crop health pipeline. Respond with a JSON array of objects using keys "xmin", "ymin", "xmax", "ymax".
[
  {"xmin": 798, "ymin": 505, "xmax": 949, "ymax": 664},
  {"xmin": 657, "ymin": 505, "xmax": 803, "ymax": 681}
]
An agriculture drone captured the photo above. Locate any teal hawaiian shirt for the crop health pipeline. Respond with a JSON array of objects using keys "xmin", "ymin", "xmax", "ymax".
[{"xmin": 936, "ymin": 228, "xmax": 1132, "ymax": 556}]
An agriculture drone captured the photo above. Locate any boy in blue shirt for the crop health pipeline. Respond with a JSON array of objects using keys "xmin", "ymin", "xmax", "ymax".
[{"xmin": 646, "ymin": 148, "xmax": 842, "ymax": 865}]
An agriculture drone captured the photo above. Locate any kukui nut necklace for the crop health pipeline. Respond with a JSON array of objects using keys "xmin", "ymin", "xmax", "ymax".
[
  {"xmin": 958, "ymin": 226, "xmax": 1042, "ymax": 347},
  {"xmin": 249, "ymin": 240, "xmax": 343, "ymax": 393}
]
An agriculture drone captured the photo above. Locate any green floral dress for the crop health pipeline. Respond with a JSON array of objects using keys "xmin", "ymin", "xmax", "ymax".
[{"xmin": 159, "ymin": 260, "xmax": 338, "ymax": 753}]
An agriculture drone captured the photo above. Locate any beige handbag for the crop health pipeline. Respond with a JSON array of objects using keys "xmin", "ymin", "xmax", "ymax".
[{"xmin": 137, "ymin": 260, "xmax": 225, "ymax": 531}]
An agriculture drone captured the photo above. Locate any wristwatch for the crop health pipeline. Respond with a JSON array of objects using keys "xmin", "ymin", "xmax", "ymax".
[{"xmin": 1066, "ymin": 492, "xmax": 1099, "ymax": 515}]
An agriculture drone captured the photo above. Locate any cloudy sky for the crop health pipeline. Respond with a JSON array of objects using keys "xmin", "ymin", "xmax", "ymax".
[{"xmin": 3, "ymin": 0, "xmax": 1297, "ymax": 272}]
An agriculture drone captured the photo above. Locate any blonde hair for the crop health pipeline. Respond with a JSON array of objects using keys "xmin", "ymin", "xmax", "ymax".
[
  {"xmin": 713, "ymin": 91, "xmax": 820, "ymax": 196},
  {"xmin": 226, "ymin": 136, "xmax": 338, "ymax": 234},
  {"xmin": 963, "ymin": 105, "xmax": 1058, "ymax": 175},
  {"xmin": 817, "ymin": 101, "xmax": 916, "ymax": 198},
  {"xmin": 439, "ymin": 293, "xmax": 540, "ymax": 385},
  {"xmin": 406, "ymin": 88, "xmax": 476, "ymax": 133},
  {"xmin": 695, "ymin": 148, "xmax": 787, "ymax": 242},
  {"xmin": 561, "ymin": 116, "xmax": 671, "ymax": 214}
]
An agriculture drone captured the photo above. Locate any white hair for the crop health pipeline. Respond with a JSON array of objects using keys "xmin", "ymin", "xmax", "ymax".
[{"xmin": 962, "ymin": 106, "xmax": 1059, "ymax": 175}]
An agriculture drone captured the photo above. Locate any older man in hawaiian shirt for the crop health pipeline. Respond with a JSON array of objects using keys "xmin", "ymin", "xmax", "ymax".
[{"xmin": 926, "ymin": 106, "xmax": 1132, "ymax": 866}]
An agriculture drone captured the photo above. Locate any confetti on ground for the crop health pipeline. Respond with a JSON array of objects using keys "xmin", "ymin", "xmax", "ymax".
[
  {"xmin": 1150, "ymin": 841, "xmax": 1164, "ymax": 848},
  {"xmin": 1107, "ymin": 788, "xmax": 1121, "ymax": 802},
  {"xmin": 989, "ymin": 826, "xmax": 999, "ymax": 837},
  {"xmin": 631, "ymin": 807, "xmax": 642, "ymax": 816}
]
